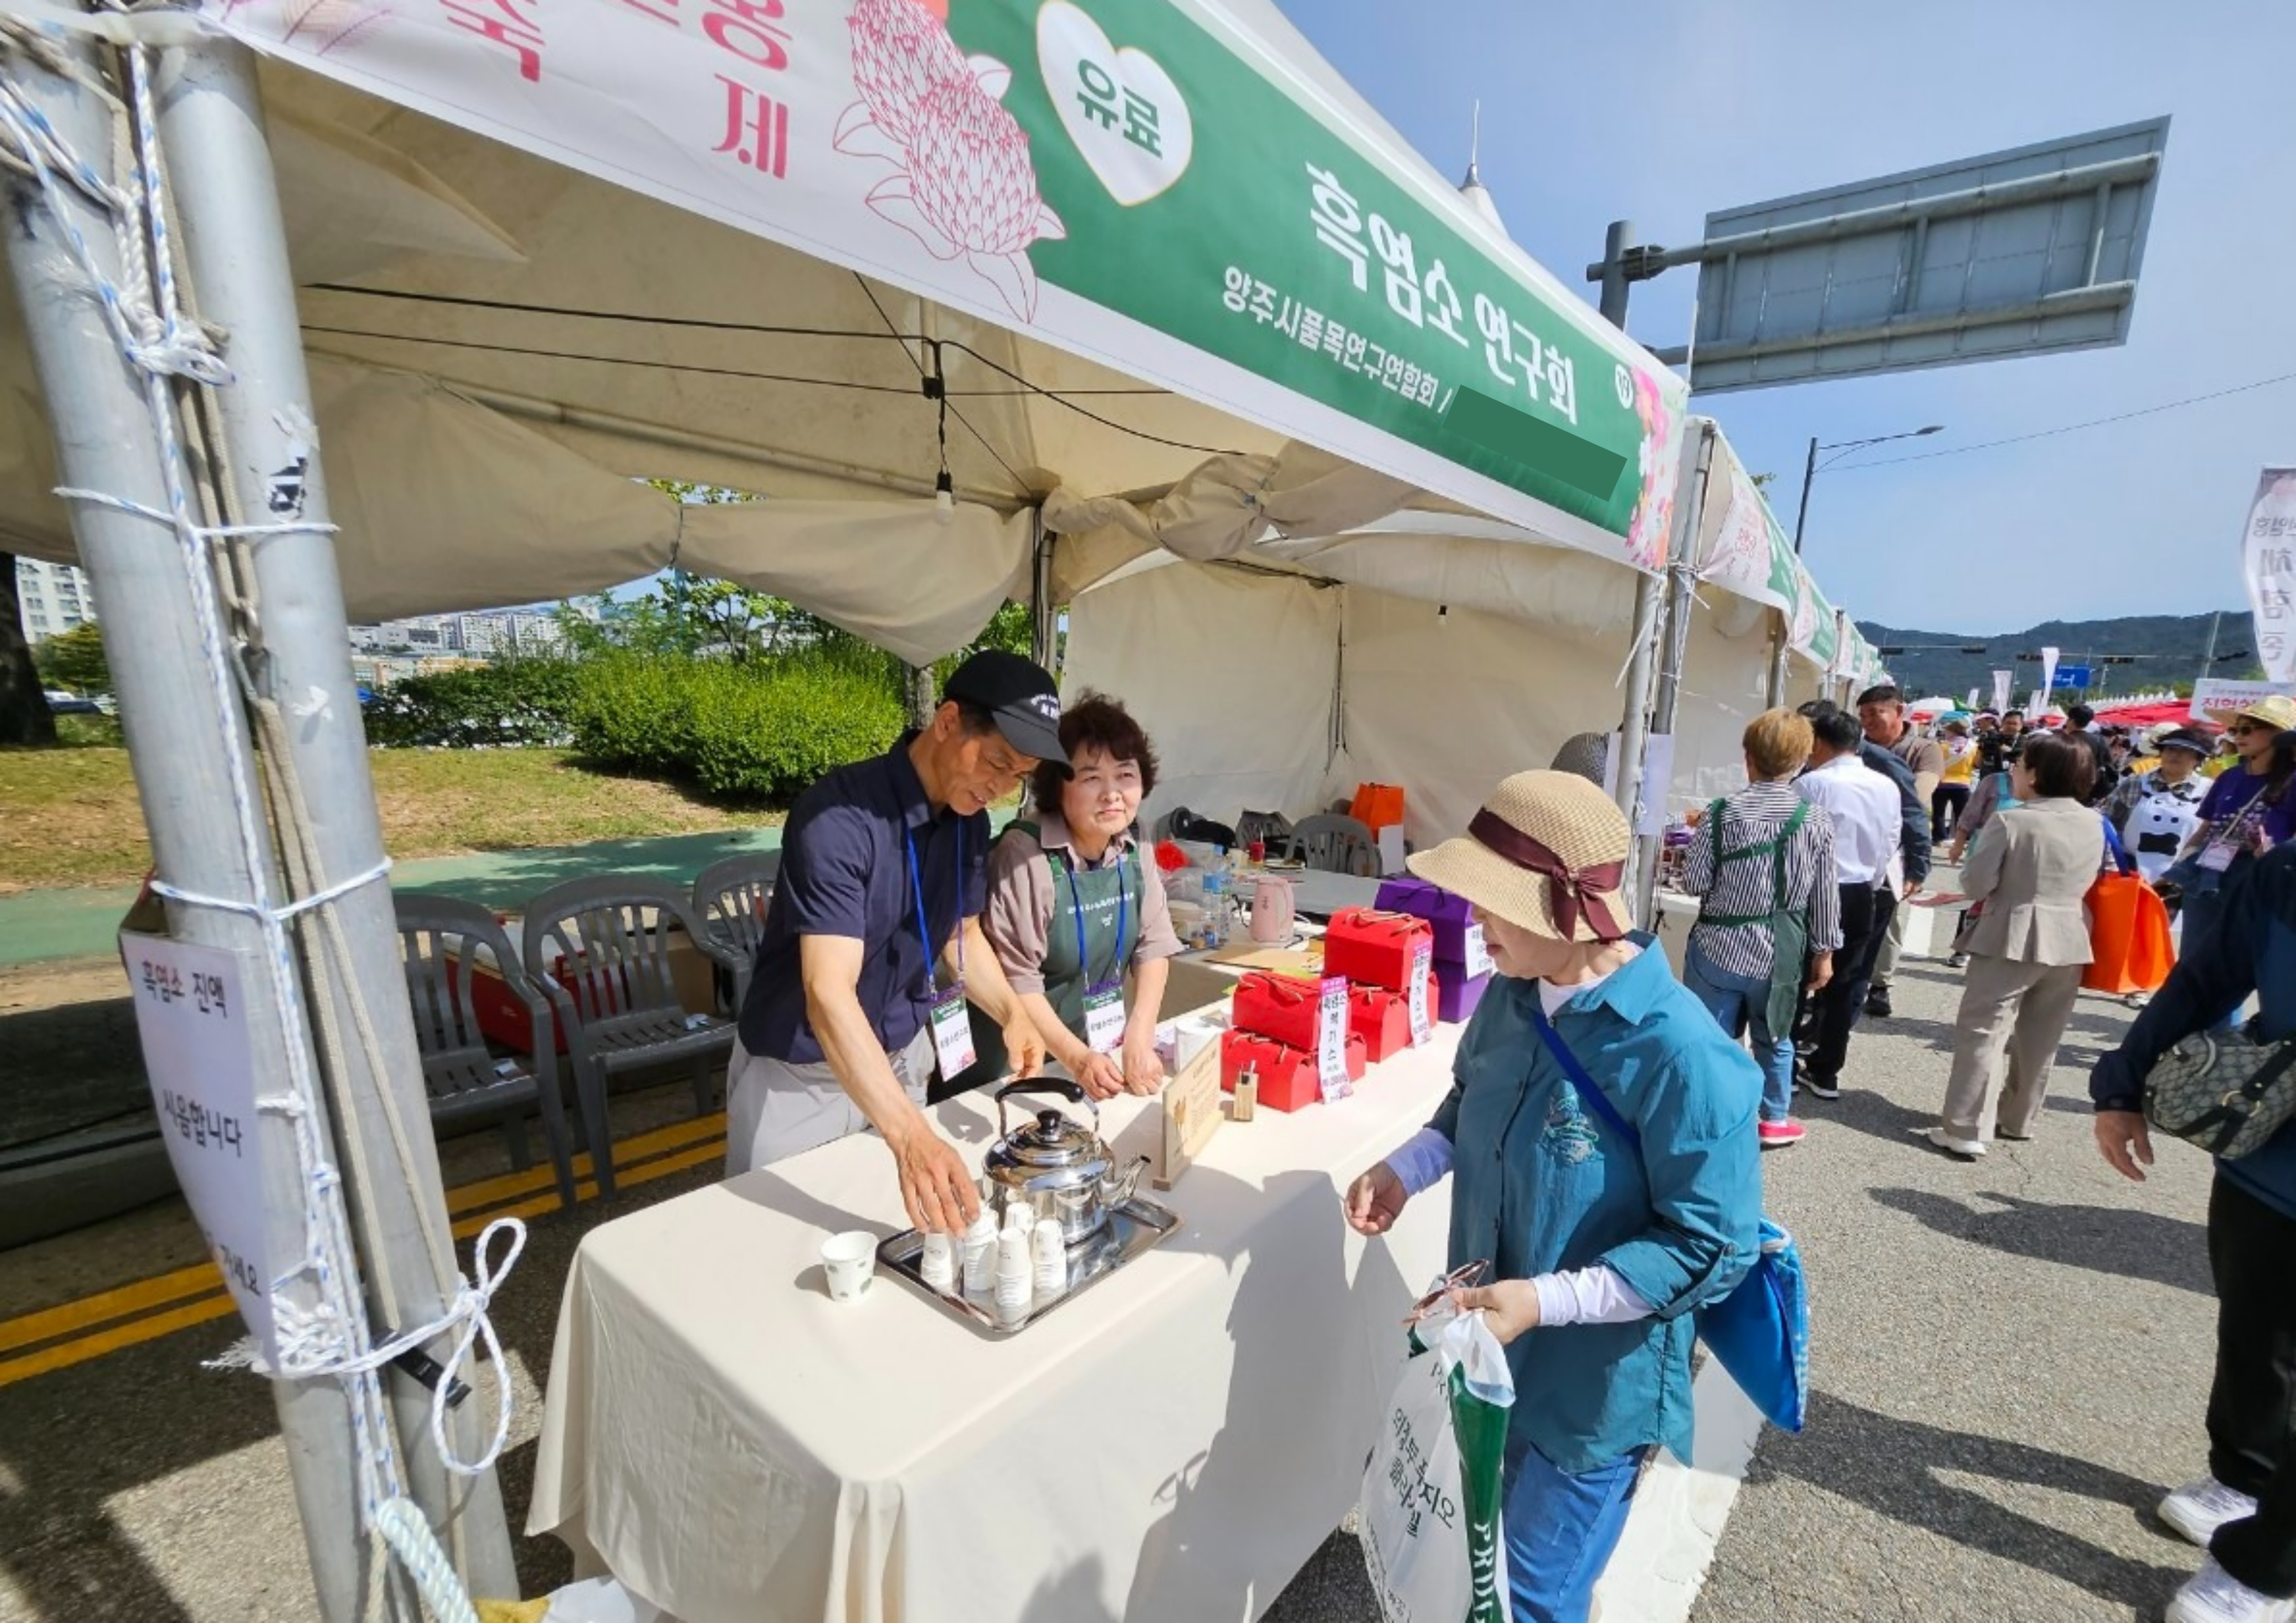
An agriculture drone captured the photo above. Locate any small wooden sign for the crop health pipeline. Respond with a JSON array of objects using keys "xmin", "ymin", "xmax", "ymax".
[{"xmin": 1153, "ymin": 1037, "xmax": 1226, "ymax": 1191}]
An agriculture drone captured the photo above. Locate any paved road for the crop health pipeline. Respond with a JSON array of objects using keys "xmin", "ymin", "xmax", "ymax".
[{"xmin": 0, "ymin": 931, "xmax": 2221, "ymax": 1621}]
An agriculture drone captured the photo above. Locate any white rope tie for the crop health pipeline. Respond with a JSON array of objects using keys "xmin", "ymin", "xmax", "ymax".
[
  {"xmin": 151, "ymin": 857, "xmax": 393, "ymax": 921},
  {"xmin": 56, "ymin": 484, "xmax": 338, "ymax": 541}
]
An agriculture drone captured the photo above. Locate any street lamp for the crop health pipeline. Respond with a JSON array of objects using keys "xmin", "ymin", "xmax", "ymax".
[{"xmin": 1791, "ymin": 425, "xmax": 1945, "ymax": 556}]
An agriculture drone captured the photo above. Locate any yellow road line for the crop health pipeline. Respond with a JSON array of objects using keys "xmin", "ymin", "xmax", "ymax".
[
  {"xmin": 0, "ymin": 1126, "xmax": 731, "ymax": 1388},
  {"xmin": 0, "ymin": 1261, "xmax": 224, "ymax": 1355},
  {"xmin": 0, "ymin": 1294, "xmax": 242, "ymax": 1389}
]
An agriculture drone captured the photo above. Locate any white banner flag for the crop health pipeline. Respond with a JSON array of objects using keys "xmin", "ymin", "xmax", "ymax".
[
  {"xmin": 2039, "ymin": 645, "xmax": 2061, "ymax": 701},
  {"xmin": 1966, "ymin": 687, "xmax": 1981, "ymax": 709},
  {"xmin": 1992, "ymin": 669, "xmax": 2013, "ymax": 713},
  {"xmin": 2242, "ymin": 467, "xmax": 2296, "ymax": 683}
]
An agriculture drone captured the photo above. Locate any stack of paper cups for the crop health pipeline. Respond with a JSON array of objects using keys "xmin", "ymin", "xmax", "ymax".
[
  {"xmin": 995, "ymin": 1229, "xmax": 1032, "ymax": 1313},
  {"xmin": 1031, "ymin": 1217, "xmax": 1066, "ymax": 1296},
  {"xmin": 961, "ymin": 1211, "xmax": 998, "ymax": 1293},
  {"xmin": 1003, "ymin": 1200, "xmax": 1035, "ymax": 1240},
  {"xmin": 919, "ymin": 1230, "xmax": 955, "ymax": 1294}
]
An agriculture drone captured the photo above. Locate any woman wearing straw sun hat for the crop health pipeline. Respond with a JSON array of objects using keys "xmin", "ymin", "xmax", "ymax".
[{"xmin": 1344, "ymin": 771, "xmax": 1763, "ymax": 1623}]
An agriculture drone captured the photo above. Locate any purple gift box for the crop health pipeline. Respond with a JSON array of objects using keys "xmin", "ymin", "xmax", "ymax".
[
  {"xmin": 1373, "ymin": 876, "xmax": 1477, "ymax": 963},
  {"xmin": 1375, "ymin": 876, "xmax": 1492, "ymax": 1022},
  {"xmin": 1434, "ymin": 965, "xmax": 1489, "ymax": 1024}
]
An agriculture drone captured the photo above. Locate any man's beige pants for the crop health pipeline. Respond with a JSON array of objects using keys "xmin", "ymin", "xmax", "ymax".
[{"xmin": 1939, "ymin": 955, "xmax": 2086, "ymax": 1143}]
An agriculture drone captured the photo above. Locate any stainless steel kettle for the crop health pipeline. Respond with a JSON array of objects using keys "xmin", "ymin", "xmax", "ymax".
[{"xmin": 982, "ymin": 1079, "xmax": 1147, "ymax": 1246}]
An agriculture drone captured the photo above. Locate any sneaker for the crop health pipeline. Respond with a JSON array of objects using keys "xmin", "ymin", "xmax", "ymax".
[
  {"xmin": 1758, "ymin": 1120, "xmax": 1806, "ymax": 1149},
  {"xmin": 1865, "ymin": 988, "xmax": 1893, "ymax": 1018},
  {"xmin": 1801, "ymin": 1078, "xmax": 1841, "ymax": 1101},
  {"xmin": 1947, "ymin": 952, "xmax": 1970, "ymax": 970},
  {"xmin": 1924, "ymin": 1126, "xmax": 1986, "ymax": 1160},
  {"xmin": 2166, "ymin": 1558, "xmax": 2295, "ymax": 1623},
  {"xmin": 2161, "ymin": 1478, "xmax": 2263, "ymax": 1548}
]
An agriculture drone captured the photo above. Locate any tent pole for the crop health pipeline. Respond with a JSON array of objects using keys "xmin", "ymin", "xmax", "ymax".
[
  {"xmin": 0, "ymin": 37, "xmax": 396, "ymax": 1622},
  {"xmin": 1612, "ymin": 577, "xmax": 1660, "ymax": 883},
  {"xmin": 1632, "ymin": 422, "xmax": 1718, "ymax": 927},
  {"xmin": 153, "ymin": 34, "xmax": 516, "ymax": 1602},
  {"xmin": 1030, "ymin": 507, "xmax": 1058, "ymax": 677},
  {"xmin": 1764, "ymin": 611, "xmax": 1790, "ymax": 707}
]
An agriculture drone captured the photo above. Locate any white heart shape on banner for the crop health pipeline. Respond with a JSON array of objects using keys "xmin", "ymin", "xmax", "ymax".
[{"xmin": 1037, "ymin": 1, "xmax": 1193, "ymax": 207}]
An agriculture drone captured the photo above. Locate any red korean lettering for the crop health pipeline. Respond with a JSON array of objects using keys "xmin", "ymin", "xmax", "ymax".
[
  {"xmin": 714, "ymin": 75, "xmax": 789, "ymax": 178},
  {"xmin": 441, "ymin": 0, "xmax": 544, "ymax": 81},
  {"xmin": 702, "ymin": 0, "xmax": 789, "ymax": 71}
]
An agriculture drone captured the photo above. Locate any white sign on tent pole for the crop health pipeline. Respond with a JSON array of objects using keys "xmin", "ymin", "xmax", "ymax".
[
  {"xmin": 2039, "ymin": 646, "xmax": 2060, "ymax": 699},
  {"xmin": 1992, "ymin": 670, "xmax": 2013, "ymax": 713},
  {"xmin": 2241, "ymin": 467, "xmax": 2296, "ymax": 683},
  {"xmin": 120, "ymin": 932, "xmax": 276, "ymax": 1360}
]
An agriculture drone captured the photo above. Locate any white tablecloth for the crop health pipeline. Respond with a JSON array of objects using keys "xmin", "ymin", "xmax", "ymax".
[{"xmin": 528, "ymin": 1031, "xmax": 1460, "ymax": 1623}]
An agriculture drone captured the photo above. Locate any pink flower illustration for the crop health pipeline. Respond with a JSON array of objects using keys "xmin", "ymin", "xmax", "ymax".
[
  {"xmin": 836, "ymin": 0, "xmax": 1064, "ymax": 321},
  {"xmin": 1624, "ymin": 368, "xmax": 1675, "ymax": 570},
  {"xmin": 846, "ymin": 0, "xmax": 970, "ymax": 147}
]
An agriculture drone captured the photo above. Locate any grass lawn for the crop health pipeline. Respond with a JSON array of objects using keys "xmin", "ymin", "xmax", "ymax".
[{"xmin": 0, "ymin": 743, "xmax": 771, "ymax": 893}]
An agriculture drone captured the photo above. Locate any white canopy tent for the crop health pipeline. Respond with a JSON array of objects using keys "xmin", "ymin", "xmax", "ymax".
[{"xmin": 5, "ymin": 0, "xmax": 1698, "ymax": 668}]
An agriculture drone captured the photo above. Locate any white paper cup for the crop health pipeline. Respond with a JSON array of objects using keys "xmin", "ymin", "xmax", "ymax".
[
  {"xmin": 821, "ymin": 1230, "xmax": 877, "ymax": 1302},
  {"xmin": 920, "ymin": 1232, "xmax": 956, "ymax": 1293}
]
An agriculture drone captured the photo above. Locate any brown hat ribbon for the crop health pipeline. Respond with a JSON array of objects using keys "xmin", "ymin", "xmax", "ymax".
[{"xmin": 1467, "ymin": 809, "xmax": 1630, "ymax": 942}]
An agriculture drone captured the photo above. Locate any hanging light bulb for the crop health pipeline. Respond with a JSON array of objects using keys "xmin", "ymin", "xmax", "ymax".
[{"xmin": 933, "ymin": 469, "xmax": 955, "ymax": 527}]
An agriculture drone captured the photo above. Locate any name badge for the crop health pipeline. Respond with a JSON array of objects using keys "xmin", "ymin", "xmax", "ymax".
[
  {"xmin": 2198, "ymin": 838, "xmax": 2239, "ymax": 873},
  {"xmin": 1083, "ymin": 982, "xmax": 1126, "ymax": 1054},
  {"xmin": 929, "ymin": 988, "xmax": 976, "ymax": 1080},
  {"xmin": 1407, "ymin": 944, "xmax": 1433, "ymax": 1046},
  {"xmin": 1317, "ymin": 975, "xmax": 1352, "ymax": 1101},
  {"xmin": 1462, "ymin": 923, "xmax": 1495, "ymax": 980}
]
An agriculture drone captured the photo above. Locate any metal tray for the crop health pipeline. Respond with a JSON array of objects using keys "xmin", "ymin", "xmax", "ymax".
[{"xmin": 877, "ymin": 1197, "xmax": 1181, "ymax": 1338}]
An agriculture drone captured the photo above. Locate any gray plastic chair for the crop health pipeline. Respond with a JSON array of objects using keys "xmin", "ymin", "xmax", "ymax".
[
  {"xmin": 522, "ymin": 877, "xmax": 747, "ymax": 1194},
  {"xmin": 1285, "ymin": 813, "xmax": 1378, "ymax": 876},
  {"xmin": 394, "ymin": 895, "xmax": 580, "ymax": 1211},
  {"xmin": 692, "ymin": 853, "xmax": 777, "ymax": 1013}
]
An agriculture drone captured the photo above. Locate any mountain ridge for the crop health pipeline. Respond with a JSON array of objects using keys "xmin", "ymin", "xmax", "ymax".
[{"xmin": 1854, "ymin": 609, "xmax": 2257, "ymax": 703}]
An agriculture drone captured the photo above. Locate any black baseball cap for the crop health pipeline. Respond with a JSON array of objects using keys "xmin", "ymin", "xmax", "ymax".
[
  {"xmin": 2156, "ymin": 728, "xmax": 2212, "ymax": 757},
  {"xmin": 943, "ymin": 650, "xmax": 1068, "ymax": 766}
]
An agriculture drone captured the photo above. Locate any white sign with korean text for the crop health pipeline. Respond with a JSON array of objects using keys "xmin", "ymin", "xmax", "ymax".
[
  {"xmin": 2192, "ymin": 678, "xmax": 2295, "ymax": 723},
  {"xmin": 2242, "ymin": 467, "xmax": 2296, "ymax": 683},
  {"xmin": 122, "ymin": 933, "xmax": 275, "ymax": 1359}
]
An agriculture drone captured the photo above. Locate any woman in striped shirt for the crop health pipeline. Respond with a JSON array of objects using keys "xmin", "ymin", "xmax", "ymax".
[{"xmin": 1681, "ymin": 708, "xmax": 1842, "ymax": 1149}]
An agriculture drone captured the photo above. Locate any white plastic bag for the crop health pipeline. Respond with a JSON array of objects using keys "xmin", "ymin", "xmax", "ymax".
[{"xmin": 1361, "ymin": 1306, "xmax": 1515, "ymax": 1622}]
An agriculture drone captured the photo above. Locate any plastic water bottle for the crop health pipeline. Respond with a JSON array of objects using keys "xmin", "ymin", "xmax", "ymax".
[{"xmin": 1201, "ymin": 853, "xmax": 1229, "ymax": 949}]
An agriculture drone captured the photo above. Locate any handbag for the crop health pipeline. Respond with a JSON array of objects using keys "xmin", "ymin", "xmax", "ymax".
[
  {"xmin": 1531, "ymin": 1010, "xmax": 1808, "ymax": 1433},
  {"xmin": 2144, "ymin": 1026, "xmax": 2296, "ymax": 1160},
  {"xmin": 2085, "ymin": 817, "xmax": 2176, "ymax": 995}
]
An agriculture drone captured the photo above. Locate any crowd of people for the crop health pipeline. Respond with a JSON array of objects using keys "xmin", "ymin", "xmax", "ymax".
[{"xmin": 712, "ymin": 651, "xmax": 2291, "ymax": 1622}]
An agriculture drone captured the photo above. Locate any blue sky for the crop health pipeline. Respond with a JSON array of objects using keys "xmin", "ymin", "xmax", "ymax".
[{"xmin": 1272, "ymin": 0, "xmax": 2294, "ymax": 633}]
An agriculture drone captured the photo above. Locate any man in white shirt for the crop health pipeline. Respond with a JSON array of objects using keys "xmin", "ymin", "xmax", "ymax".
[{"xmin": 1794, "ymin": 705, "xmax": 1906, "ymax": 1099}]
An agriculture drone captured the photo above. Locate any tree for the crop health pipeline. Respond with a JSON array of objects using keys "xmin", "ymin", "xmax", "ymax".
[
  {"xmin": 0, "ymin": 552, "xmax": 57, "ymax": 745},
  {"xmin": 33, "ymin": 620, "xmax": 110, "ymax": 694}
]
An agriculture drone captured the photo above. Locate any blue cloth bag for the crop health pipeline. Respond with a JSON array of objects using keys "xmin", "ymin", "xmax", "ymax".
[{"xmin": 1533, "ymin": 1010, "xmax": 1810, "ymax": 1433}]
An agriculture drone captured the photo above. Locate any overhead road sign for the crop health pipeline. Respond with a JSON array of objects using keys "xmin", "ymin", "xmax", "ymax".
[{"xmin": 1619, "ymin": 118, "xmax": 2169, "ymax": 393}]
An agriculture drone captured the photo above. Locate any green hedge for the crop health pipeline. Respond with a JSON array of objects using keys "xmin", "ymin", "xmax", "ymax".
[
  {"xmin": 363, "ymin": 660, "xmax": 584, "ymax": 749},
  {"xmin": 569, "ymin": 651, "xmax": 905, "ymax": 802}
]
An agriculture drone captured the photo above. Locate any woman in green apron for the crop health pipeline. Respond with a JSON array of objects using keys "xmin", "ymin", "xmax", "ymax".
[
  {"xmin": 1678, "ymin": 709, "xmax": 1842, "ymax": 1149},
  {"xmin": 978, "ymin": 694, "xmax": 1185, "ymax": 1099}
]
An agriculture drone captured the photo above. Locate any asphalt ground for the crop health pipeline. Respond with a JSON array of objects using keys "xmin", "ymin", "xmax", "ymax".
[{"xmin": 0, "ymin": 905, "xmax": 2225, "ymax": 1622}]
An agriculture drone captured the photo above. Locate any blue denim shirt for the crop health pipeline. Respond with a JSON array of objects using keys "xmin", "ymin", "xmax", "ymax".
[
  {"xmin": 1429, "ymin": 937, "xmax": 1764, "ymax": 1474},
  {"xmin": 2091, "ymin": 844, "xmax": 2296, "ymax": 1221}
]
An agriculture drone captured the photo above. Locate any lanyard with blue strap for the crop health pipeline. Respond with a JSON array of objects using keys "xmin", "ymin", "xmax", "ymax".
[
  {"xmin": 906, "ymin": 820, "xmax": 975, "ymax": 1076},
  {"xmin": 1067, "ymin": 845, "xmax": 1131, "ymax": 1053}
]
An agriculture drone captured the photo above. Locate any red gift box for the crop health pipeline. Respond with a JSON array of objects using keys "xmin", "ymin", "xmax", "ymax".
[
  {"xmin": 1323, "ymin": 908, "xmax": 1435, "ymax": 991},
  {"xmin": 1232, "ymin": 971, "xmax": 1323, "ymax": 1050},
  {"xmin": 1351, "ymin": 982, "xmax": 1429, "ymax": 1062},
  {"xmin": 1219, "ymin": 1029, "xmax": 1366, "ymax": 1113}
]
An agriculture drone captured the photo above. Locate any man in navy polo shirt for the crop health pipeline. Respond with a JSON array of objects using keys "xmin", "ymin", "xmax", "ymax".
[{"xmin": 726, "ymin": 651, "xmax": 1062, "ymax": 1234}]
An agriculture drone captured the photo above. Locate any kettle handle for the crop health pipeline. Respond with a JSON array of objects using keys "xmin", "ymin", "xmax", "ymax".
[{"xmin": 996, "ymin": 1077, "xmax": 1097, "ymax": 1139}]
